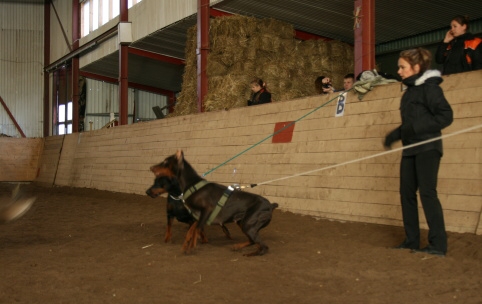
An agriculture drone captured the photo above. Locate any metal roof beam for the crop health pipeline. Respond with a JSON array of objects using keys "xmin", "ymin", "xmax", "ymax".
[
  {"xmin": 128, "ymin": 47, "xmax": 185, "ymax": 65},
  {"xmin": 0, "ymin": 96, "xmax": 26, "ymax": 138},
  {"xmin": 79, "ymin": 71, "xmax": 175, "ymax": 96}
]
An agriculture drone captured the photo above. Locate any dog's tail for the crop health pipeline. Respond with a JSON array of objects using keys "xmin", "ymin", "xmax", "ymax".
[{"xmin": 270, "ymin": 203, "xmax": 279, "ymax": 210}]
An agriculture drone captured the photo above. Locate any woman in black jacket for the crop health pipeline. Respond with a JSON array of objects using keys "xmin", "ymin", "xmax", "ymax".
[
  {"xmin": 435, "ymin": 15, "xmax": 482, "ymax": 75},
  {"xmin": 385, "ymin": 48, "xmax": 453, "ymax": 256},
  {"xmin": 247, "ymin": 78, "xmax": 271, "ymax": 106}
]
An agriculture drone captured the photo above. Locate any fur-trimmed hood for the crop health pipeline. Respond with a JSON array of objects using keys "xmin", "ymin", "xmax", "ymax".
[
  {"xmin": 403, "ymin": 69, "xmax": 443, "ymax": 87},
  {"xmin": 415, "ymin": 69, "xmax": 442, "ymax": 86}
]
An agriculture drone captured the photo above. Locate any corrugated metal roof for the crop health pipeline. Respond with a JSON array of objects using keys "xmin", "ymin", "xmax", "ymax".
[
  {"xmin": 130, "ymin": 14, "xmax": 197, "ymax": 60},
  {"xmin": 80, "ymin": 0, "xmax": 482, "ymax": 95},
  {"xmin": 214, "ymin": 0, "xmax": 482, "ymax": 44},
  {"xmin": 213, "ymin": 0, "xmax": 355, "ymax": 43}
]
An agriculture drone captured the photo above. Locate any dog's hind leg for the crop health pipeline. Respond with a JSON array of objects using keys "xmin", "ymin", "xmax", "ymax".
[
  {"xmin": 221, "ymin": 224, "xmax": 232, "ymax": 240},
  {"xmin": 232, "ymin": 240, "xmax": 253, "ymax": 251},
  {"xmin": 245, "ymin": 244, "xmax": 268, "ymax": 256},
  {"xmin": 240, "ymin": 210, "xmax": 274, "ymax": 256}
]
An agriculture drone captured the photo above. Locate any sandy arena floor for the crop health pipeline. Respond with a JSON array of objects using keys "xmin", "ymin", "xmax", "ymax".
[{"xmin": 0, "ymin": 183, "xmax": 481, "ymax": 303}]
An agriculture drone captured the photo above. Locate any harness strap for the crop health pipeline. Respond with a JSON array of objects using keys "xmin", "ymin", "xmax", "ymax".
[
  {"xmin": 182, "ymin": 180, "xmax": 238, "ymax": 225},
  {"xmin": 206, "ymin": 184, "xmax": 237, "ymax": 225},
  {"xmin": 183, "ymin": 180, "xmax": 209, "ymax": 201},
  {"xmin": 168, "ymin": 193, "xmax": 199, "ymax": 220},
  {"xmin": 178, "ymin": 180, "xmax": 209, "ymax": 221}
]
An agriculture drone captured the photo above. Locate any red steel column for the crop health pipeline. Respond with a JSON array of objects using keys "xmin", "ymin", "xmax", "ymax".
[
  {"xmin": 354, "ymin": 0, "xmax": 375, "ymax": 76},
  {"xmin": 44, "ymin": 0, "xmax": 51, "ymax": 137},
  {"xmin": 168, "ymin": 92, "xmax": 176, "ymax": 114},
  {"xmin": 119, "ymin": 0, "xmax": 129, "ymax": 125},
  {"xmin": 197, "ymin": 0, "xmax": 209, "ymax": 113},
  {"xmin": 72, "ymin": 0, "xmax": 80, "ymax": 132}
]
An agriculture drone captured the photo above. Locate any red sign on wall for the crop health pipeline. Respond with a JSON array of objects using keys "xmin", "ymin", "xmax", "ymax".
[{"xmin": 272, "ymin": 121, "xmax": 295, "ymax": 143}]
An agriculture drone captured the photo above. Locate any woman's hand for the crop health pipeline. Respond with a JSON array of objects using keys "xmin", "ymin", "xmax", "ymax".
[
  {"xmin": 443, "ymin": 30, "xmax": 454, "ymax": 43},
  {"xmin": 322, "ymin": 86, "xmax": 334, "ymax": 94},
  {"xmin": 322, "ymin": 77, "xmax": 334, "ymax": 93}
]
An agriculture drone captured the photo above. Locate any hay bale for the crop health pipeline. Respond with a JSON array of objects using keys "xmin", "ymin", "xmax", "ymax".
[
  {"xmin": 259, "ymin": 18, "xmax": 294, "ymax": 39},
  {"xmin": 207, "ymin": 54, "xmax": 229, "ymax": 76},
  {"xmin": 173, "ymin": 15, "xmax": 354, "ymax": 115}
]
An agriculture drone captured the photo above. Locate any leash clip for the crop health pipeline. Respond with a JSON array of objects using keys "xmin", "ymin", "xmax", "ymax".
[{"xmin": 228, "ymin": 184, "xmax": 240, "ymax": 191}]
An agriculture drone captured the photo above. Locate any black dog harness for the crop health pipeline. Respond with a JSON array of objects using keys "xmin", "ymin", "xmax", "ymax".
[{"xmin": 182, "ymin": 180, "xmax": 237, "ymax": 225}]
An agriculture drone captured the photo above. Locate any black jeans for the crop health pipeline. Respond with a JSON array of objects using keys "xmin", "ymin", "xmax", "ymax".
[{"xmin": 400, "ymin": 149, "xmax": 447, "ymax": 253}]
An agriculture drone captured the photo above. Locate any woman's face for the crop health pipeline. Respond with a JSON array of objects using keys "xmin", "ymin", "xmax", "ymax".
[
  {"xmin": 397, "ymin": 57, "xmax": 420, "ymax": 79},
  {"xmin": 450, "ymin": 20, "xmax": 467, "ymax": 37},
  {"xmin": 251, "ymin": 83, "xmax": 261, "ymax": 93}
]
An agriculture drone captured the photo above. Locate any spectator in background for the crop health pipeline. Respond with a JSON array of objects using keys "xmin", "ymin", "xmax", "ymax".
[
  {"xmin": 384, "ymin": 47, "xmax": 453, "ymax": 257},
  {"xmin": 435, "ymin": 15, "xmax": 482, "ymax": 75},
  {"xmin": 247, "ymin": 78, "xmax": 271, "ymax": 106},
  {"xmin": 314, "ymin": 76, "xmax": 336, "ymax": 94},
  {"xmin": 342, "ymin": 73, "xmax": 355, "ymax": 91}
]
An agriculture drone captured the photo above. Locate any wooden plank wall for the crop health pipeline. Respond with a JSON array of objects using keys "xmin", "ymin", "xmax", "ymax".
[
  {"xmin": 0, "ymin": 137, "xmax": 43, "ymax": 181},
  {"xmin": 35, "ymin": 71, "xmax": 482, "ymax": 234},
  {"xmin": 35, "ymin": 136, "xmax": 64, "ymax": 186}
]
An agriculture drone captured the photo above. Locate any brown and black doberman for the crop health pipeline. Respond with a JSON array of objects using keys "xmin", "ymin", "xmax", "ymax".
[
  {"xmin": 146, "ymin": 175, "xmax": 231, "ymax": 243},
  {"xmin": 151, "ymin": 150, "xmax": 278, "ymax": 256},
  {"xmin": 150, "ymin": 150, "xmax": 278, "ymax": 256},
  {"xmin": 146, "ymin": 175, "xmax": 203, "ymax": 243}
]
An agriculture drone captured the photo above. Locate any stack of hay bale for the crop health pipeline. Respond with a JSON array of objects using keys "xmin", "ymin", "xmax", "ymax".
[{"xmin": 173, "ymin": 15, "xmax": 353, "ymax": 116}]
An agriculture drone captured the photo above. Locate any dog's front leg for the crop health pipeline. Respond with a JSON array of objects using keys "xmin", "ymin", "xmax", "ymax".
[
  {"xmin": 188, "ymin": 209, "xmax": 210, "ymax": 250},
  {"xmin": 182, "ymin": 222, "xmax": 198, "ymax": 253},
  {"xmin": 199, "ymin": 228, "xmax": 209, "ymax": 243},
  {"xmin": 164, "ymin": 216, "xmax": 173, "ymax": 243}
]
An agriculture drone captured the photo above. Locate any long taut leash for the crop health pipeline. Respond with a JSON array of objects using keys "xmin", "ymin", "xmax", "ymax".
[{"xmin": 237, "ymin": 123, "xmax": 482, "ymax": 189}]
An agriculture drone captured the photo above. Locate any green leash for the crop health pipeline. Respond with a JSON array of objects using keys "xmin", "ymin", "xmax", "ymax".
[{"xmin": 202, "ymin": 90, "xmax": 352, "ymax": 177}]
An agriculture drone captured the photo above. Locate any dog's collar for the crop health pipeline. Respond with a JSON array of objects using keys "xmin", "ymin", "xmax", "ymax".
[{"xmin": 169, "ymin": 194, "xmax": 183, "ymax": 201}]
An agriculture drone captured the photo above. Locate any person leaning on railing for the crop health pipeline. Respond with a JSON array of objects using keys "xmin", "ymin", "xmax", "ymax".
[{"xmin": 435, "ymin": 15, "xmax": 482, "ymax": 75}]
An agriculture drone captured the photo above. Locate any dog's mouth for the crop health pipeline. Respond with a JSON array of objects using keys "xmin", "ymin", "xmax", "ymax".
[{"xmin": 145, "ymin": 189, "xmax": 160, "ymax": 198}]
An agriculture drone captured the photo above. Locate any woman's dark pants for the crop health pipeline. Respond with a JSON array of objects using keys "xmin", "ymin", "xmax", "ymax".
[{"xmin": 400, "ymin": 149, "xmax": 447, "ymax": 253}]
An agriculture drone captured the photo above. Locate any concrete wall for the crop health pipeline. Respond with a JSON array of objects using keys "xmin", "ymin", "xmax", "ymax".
[
  {"xmin": 0, "ymin": 137, "xmax": 43, "ymax": 181},
  {"xmin": 34, "ymin": 70, "xmax": 482, "ymax": 235}
]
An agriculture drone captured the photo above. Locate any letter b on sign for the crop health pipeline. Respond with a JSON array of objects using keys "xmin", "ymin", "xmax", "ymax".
[{"xmin": 335, "ymin": 93, "xmax": 346, "ymax": 117}]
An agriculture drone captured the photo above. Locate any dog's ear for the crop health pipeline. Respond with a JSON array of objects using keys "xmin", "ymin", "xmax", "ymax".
[{"xmin": 175, "ymin": 150, "xmax": 184, "ymax": 163}]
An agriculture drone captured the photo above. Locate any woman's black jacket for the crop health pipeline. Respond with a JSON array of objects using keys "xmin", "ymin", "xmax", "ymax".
[
  {"xmin": 435, "ymin": 32, "xmax": 482, "ymax": 75},
  {"xmin": 385, "ymin": 70, "xmax": 453, "ymax": 156},
  {"xmin": 247, "ymin": 89, "xmax": 271, "ymax": 106}
]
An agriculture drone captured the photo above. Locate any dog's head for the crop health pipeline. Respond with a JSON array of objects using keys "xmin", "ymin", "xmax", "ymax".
[
  {"xmin": 146, "ymin": 175, "xmax": 182, "ymax": 198},
  {"xmin": 150, "ymin": 150, "xmax": 185, "ymax": 178}
]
